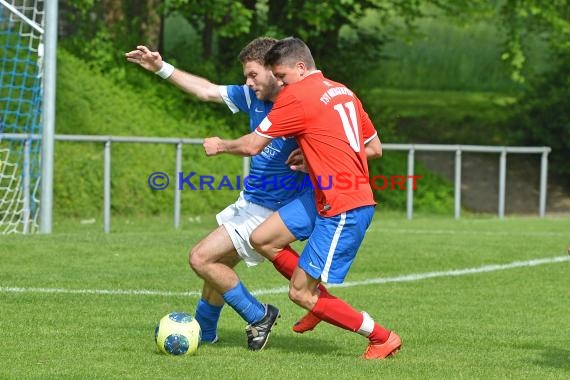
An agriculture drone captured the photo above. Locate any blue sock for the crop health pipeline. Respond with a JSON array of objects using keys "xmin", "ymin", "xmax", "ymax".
[
  {"xmin": 195, "ymin": 298, "xmax": 223, "ymax": 343},
  {"xmin": 222, "ymin": 282, "xmax": 265, "ymax": 324}
]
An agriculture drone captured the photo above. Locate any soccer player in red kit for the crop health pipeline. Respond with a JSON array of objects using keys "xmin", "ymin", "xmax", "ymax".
[{"xmin": 203, "ymin": 37, "xmax": 401, "ymax": 359}]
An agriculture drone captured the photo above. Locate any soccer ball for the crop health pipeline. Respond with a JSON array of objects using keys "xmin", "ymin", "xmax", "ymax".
[{"xmin": 154, "ymin": 312, "xmax": 202, "ymax": 356}]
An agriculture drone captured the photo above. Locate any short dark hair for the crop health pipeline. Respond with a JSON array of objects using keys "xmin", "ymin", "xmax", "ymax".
[
  {"xmin": 264, "ymin": 37, "xmax": 316, "ymax": 69},
  {"xmin": 238, "ymin": 37, "xmax": 279, "ymax": 65}
]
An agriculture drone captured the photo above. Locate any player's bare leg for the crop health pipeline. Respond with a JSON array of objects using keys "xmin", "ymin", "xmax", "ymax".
[
  {"xmin": 189, "ymin": 226, "xmax": 240, "ymax": 343},
  {"xmin": 288, "ymin": 266, "xmax": 321, "ymax": 310},
  {"xmin": 199, "ymin": 250, "xmax": 241, "ymax": 305},
  {"xmin": 190, "ymin": 225, "xmax": 271, "ymax": 347},
  {"xmin": 250, "ymin": 212, "xmax": 324, "ymax": 333},
  {"xmin": 190, "ymin": 225, "xmax": 242, "ymax": 293}
]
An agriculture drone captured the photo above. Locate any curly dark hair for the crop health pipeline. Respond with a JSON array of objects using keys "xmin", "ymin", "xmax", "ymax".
[{"xmin": 238, "ymin": 37, "xmax": 279, "ymax": 65}]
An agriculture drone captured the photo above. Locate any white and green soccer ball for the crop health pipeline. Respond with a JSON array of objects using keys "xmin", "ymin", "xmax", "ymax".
[{"xmin": 155, "ymin": 312, "xmax": 202, "ymax": 356}]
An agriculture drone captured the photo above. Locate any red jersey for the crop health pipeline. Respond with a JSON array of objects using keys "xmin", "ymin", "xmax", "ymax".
[{"xmin": 255, "ymin": 71, "xmax": 378, "ymax": 216}]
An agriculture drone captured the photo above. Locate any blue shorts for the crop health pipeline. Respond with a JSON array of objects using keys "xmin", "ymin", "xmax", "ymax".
[
  {"xmin": 277, "ymin": 191, "xmax": 317, "ymax": 241},
  {"xmin": 298, "ymin": 205, "xmax": 375, "ymax": 284}
]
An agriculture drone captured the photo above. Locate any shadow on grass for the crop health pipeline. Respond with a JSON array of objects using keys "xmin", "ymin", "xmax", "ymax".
[
  {"xmin": 532, "ymin": 347, "xmax": 570, "ymax": 370},
  {"xmin": 209, "ymin": 327, "xmax": 348, "ymax": 356},
  {"xmin": 517, "ymin": 343, "xmax": 570, "ymax": 370}
]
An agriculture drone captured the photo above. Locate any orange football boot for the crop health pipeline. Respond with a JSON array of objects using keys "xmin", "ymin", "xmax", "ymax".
[
  {"xmin": 363, "ymin": 332, "xmax": 402, "ymax": 359},
  {"xmin": 292, "ymin": 312, "xmax": 321, "ymax": 333}
]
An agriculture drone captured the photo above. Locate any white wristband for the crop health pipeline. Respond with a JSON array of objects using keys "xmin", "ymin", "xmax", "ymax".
[{"xmin": 155, "ymin": 61, "xmax": 174, "ymax": 79}]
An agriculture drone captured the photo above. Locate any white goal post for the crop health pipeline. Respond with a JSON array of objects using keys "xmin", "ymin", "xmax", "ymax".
[{"xmin": 0, "ymin": 0, "xmax": 57, "ymax": 234}]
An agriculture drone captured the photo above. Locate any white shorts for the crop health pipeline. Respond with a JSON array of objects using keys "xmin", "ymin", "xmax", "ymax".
[{"xmin": 216, "ymin": 192, "xmax": 274, "ymax": 267}]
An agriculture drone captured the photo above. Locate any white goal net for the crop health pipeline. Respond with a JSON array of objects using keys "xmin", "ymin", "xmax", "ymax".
[{"xmin": 0, "ymin": 0, "xmax": 45, "ymax": 234}]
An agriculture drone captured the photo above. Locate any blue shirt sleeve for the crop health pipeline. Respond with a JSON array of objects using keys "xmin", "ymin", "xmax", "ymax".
[{"xmin": 219, "ymin": 85, "xmax": 253, "ymax": 114}]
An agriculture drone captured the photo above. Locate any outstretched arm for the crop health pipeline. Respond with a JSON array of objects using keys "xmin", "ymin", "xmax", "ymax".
[
  {"xmin": 203, "ymin": 133, "xmax": 272, "ymax": 157},
  {"xmin": 125, "ymin": 45, "xmax": 222, "ymax": 103}
]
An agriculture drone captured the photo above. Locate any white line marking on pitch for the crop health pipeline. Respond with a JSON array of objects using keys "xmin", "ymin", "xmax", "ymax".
[
  {"xmin": 0, "ymin": 256, "xmax": 567, "ymax": 298},
  {"xmin": 367, "ymin": 228, "xmax": 567, "ymax": 237}
]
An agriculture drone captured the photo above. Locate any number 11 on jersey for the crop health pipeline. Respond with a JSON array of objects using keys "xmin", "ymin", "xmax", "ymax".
[{"xmin": 333, "ymin": 101, "xmax": 361, "ymax": 152}]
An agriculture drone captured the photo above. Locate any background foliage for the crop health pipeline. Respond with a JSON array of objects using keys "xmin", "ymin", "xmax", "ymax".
[{"xmin": 50, "ymin": 0, "xmax": 569, "ymax": 218}]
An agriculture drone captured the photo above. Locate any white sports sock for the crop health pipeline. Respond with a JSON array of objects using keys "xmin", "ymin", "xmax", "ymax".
[{"xmin": 357, "ymin": 311, "xmax": 375, "ymax": 337}]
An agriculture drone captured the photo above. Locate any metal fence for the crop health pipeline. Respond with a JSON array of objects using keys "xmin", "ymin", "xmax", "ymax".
[
  {"xmin": 1, "ymin": 133, "xmax": 551, "ymax": 233},
  {"xmin": 383, "ymin": 144, "xmax": 551, "ymax": 220}
]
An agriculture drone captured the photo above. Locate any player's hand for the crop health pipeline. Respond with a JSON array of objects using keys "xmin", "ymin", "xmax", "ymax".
[
  {"xmin": 125, "ymin": 45, "xmax": 163, "ymax": 72},
  {"xmin": 286, "ymin": 148, "xmax": 308, "ymax": 172},
  {"xmin": 203, "ymin": 137, "xmax": 223, "ymax": 156}
]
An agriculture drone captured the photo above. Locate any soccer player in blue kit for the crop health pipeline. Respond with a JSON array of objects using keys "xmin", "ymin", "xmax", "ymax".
[
  {"xmin": 203, "ymin": 37, "xmax": 399, "ymax": 359},
  {"xmin": 126, "ymin": 38, "xmax": 324, "ymax": 350}
]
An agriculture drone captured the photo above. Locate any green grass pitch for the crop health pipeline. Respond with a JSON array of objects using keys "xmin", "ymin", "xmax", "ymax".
[{"xmin": 1, "ymin": 213, "xmax": 568, "ymax": 379}]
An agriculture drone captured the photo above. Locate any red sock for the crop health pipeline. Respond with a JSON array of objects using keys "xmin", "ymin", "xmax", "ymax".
[
  {"xmin": 311, "ymin": 292, "xmax": 364, "ymax": 332},
  {"xmin": 317, "ymin": 283, "xmax": 329, "ymax": 297},
  {"xmin": 271, "ymin": 245, "xmax": 299, "ymax": 280},
  {"xmin": 271, "ymin": 247, "xmax": 330, "ymax": 297},
  {"xmin": 311, "ymin": 293, "xmax": 390, "ymax": 343},
  {"xmin": 368, "ymin": 324, "xmax": 391, "ymax": 344}
]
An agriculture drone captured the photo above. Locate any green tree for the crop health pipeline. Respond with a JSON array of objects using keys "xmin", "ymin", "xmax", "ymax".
[
  {"xmin": 391, "ymin": 0, "xmax": 570, "ymax": 186},
  {"xmin": 163, "ymin": 0, "xmax": 391, "ymax": 84},
  {"xmin": 165, "ymin": 0, "xmax": 252, "ymax": 59},
  {"xmin": 509, "ymin": 52, "xmax": 570, "ymax": 186},
  {"xmin": 59, "ymin": 0, "xmax": 165, "ymax": 74},
  {"xmin": 494, "ymin": 0, "xmax": 570, "ymax": 186}
]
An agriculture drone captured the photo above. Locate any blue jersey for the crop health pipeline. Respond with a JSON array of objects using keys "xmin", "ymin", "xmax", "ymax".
[{"xmin": 220, "ymin": 85, "xmax": 310, "ymax": 210}]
